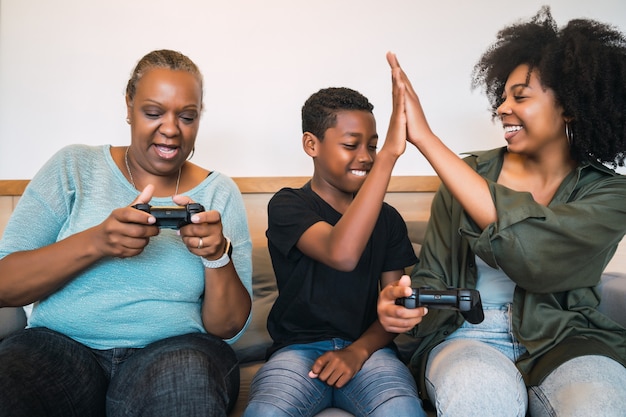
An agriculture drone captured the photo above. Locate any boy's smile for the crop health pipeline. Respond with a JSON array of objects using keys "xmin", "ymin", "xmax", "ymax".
[{"xmin": 307, "ymin": 110, "xmax": 378, "ymax": 205}]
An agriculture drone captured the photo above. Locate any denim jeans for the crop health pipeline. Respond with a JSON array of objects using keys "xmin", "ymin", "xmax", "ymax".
[
  {"xmin": 0, "ymin": 327, "xmax": 240, "ymax": 417},
  {"xmin": 244, "ymin": 339, "xmax": 426, "ymax": 417},
  {"xmin": 425, "ymin": 304, "xmax": 626, "ymax": 417},
  {"xmin": 528, "ymin": 355, "xmax": 626, "ymax": 417}
]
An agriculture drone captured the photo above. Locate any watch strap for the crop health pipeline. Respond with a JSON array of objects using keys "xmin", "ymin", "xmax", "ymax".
[{"xmin": 201, "ymin": 237, "xmax": 232, "ymax": 269}]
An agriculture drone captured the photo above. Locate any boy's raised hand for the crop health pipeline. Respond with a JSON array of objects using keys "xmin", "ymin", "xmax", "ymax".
[
  {"xmin": 386, "ymin": 52, "xmax": 436, "ymax": 150},
  {"xmin": 380, "ymin": 51, "xmax": 408, "ymax": 159}
]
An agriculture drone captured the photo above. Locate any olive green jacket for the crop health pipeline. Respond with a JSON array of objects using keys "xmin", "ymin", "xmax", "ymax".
[{"xmin": 409, "ymin": 147, "xmax": 626, "ymax": 395}]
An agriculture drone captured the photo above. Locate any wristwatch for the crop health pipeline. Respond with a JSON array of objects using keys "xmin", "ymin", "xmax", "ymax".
[{"xmin": 201, "ymin": 237, "xmax": 233, "ymax": 269}]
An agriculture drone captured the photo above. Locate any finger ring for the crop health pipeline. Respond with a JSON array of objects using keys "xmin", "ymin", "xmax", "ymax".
[{"xmin": 197, "ymin": 237, "xmax": 203, "ymax": 249}]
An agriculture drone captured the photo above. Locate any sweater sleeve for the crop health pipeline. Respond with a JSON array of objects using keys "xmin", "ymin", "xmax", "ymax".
[{"xmin": 0, "ymin": 146, "xmax": 77, "ymax": 258}]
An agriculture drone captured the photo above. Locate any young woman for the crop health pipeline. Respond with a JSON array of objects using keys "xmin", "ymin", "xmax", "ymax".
[{"xmin": 378, "ymin": 7, "xmax": 626, "ymax": 416}]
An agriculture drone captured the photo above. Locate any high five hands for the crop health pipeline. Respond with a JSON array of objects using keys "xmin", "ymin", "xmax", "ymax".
[{"xmin": 385, "ymin": 52, "xmax": 437, "ymax": 151}]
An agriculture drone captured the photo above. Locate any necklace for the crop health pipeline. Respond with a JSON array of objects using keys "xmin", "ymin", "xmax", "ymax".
[{"xmin": 124, "ymin": 146, "xmax": 181, "ymax": 195}]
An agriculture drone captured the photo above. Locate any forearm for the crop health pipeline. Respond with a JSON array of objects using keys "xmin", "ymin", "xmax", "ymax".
[
  {"xmin": 0, "ymin": 228, "xmax": 103, "ymax": 307},
  {"xmin": 201, "ymin": 262, "xmax": 251, "ymax": 339},
  {"xmin": 328, "ymin": 150, "xmax": 399, "ymax": 267},
  {"xmin": 418, "ymin": 135, "xmax": 496, "ymax": 229},
  {"xmin": 349, "ymin": 319, "xmax": 397, "ymax": 361}
]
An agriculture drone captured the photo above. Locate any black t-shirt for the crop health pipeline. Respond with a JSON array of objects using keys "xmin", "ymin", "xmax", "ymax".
[{"xmin": 266, "ymin": 182, "xmax": 418, "ymax": 354}]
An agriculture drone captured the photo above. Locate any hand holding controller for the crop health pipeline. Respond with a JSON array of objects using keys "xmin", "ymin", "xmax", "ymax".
[
  {"xmin": 132, "ymin": 203, "xmax": 205, "ymax": 229},
  {"xmin": 395, "ymin": 287, "xmax": 484, "ymax": 324}
]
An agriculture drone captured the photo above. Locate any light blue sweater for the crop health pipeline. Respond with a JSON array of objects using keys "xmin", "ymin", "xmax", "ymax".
[{"xmin": 0, "ymin": 144, "xmax": 252, "ymax": 348}]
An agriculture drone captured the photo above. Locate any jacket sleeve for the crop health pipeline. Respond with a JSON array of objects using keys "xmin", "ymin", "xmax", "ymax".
[
  {"xmin": 408, "ymin": 184, "xmax": 467, "ymax": 339},
  {"xmin": 463, "ymin": 173, "xmax": 626, "ymax": 294}
]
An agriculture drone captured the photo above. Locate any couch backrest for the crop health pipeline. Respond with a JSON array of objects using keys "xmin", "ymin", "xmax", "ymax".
[{"xmin": 0, "ymin": 177, "xmax": 440, "ymax": 248}]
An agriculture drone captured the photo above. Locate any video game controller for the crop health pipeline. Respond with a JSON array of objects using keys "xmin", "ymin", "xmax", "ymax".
[
  {"xmin": 395, "ymin": 287, "xmax": 484, "ymax": 324},
  {"xmin": 132, "ymin": 203, "xmax": 205, "ymax": 229}
]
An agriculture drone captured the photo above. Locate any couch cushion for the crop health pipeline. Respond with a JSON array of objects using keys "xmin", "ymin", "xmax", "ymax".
[
  {"xmin": 0, "ymin": 307, "xmax": 26, "ymax": 339},
  {"xmin": 406, "ymin": 220, "xmax": 427, "ymax": 263},
  {"xmin": 597, "ymin": 272, "xmax": 626, "ymax": 328},
  {"xmin": 405, "ymin": 220, "xmax": 428, "ymax": 246},
  {"xmin": 231, "ymin": 246, "xmax": 277, "ymax": 363}
]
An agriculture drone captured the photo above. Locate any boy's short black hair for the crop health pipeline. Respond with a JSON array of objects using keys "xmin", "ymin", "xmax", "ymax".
[{"xmin": 302, "ymin": 87, "xmax": 374, "ymax": 140}]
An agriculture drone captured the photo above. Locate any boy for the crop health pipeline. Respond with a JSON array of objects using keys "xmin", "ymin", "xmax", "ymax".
[{"xmin": 244, "ymin": 86, "xmax": 426, "ymax": 417}]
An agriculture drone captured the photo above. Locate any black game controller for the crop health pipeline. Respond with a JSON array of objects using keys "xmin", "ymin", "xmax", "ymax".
[
  {"xmin": 395, "ymin": 287, "xmax": 484, "ymax": 324},
  {"xmin": 132, "ymin": 203, "xmax": 205, "ymax": 229}
]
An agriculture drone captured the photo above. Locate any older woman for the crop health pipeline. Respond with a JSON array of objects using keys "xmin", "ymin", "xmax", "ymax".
[{"xmin": 0, "ymin": 49, "xmax": 252, "ymax": 417}]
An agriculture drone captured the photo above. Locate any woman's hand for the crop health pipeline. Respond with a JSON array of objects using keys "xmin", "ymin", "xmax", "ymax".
[
  {"xmin": 378, "ymin": 275, "xmax": 428, "ymax": 333},
  {"xmin": 386, "ymin": 53, "xmax": 497, "ymax": 228},
  {"xmin": 171, "ymin": 194, "xmax": 250, "ymax": 339},
  {"xmin": 0, "ymin": 185, "xmax": 162, "ymax": 306},
  {"xmin": 93, "ymin": 185, "xmax": 159, "ymax": 258},
  {"xmin": 172, "ymin": 195, "xmax": 227, "ymax": 260},
  {"xmin": 386, "ymin": 52, "xmax": 437, "ymax": 150}
]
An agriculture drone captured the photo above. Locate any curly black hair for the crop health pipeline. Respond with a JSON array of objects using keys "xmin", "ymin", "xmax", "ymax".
[
  {"xmin": 471, "ymin": 6, "xmax": 626, "ymax": 166},
  {"xmin": 301, "ymin": 87, "xmax": 374, "ymax": 139}
]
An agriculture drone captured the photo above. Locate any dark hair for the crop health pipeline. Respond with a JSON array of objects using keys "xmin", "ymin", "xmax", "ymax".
[
  {"xmin": 472, "ymin": 6, "xmax": 626, "ymax": 166},
  {"xmin": 126, "ymin": 49, "xmax": 203, "ymax": 104},
  {"xmin": 301, "ymin": 87, "xmax": 374, "ymax": 139}
]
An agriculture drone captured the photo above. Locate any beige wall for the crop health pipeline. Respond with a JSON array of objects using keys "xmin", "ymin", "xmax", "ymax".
[{"xmin": 2, "ymin": 0, "xmax": 625, "ymax": 179}]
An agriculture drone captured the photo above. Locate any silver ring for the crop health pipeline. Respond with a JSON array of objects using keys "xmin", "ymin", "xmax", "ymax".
[{"xmin": 197, "ymin": 237, "xmax": 203, "ymax": 249}]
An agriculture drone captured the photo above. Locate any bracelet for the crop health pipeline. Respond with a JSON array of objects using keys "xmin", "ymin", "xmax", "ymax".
[{"xmin": 201, "ymin": 237, "xmax": 232, "ymax": 269}]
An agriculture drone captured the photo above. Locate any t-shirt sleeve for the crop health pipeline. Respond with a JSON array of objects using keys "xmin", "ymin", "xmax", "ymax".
[
  {"xmin": 266, "ymin": 188, "xmax": 324, "ymax": 258},
  {"xmin": 381, "ymin": 204, "xmax": 419, "ymax": 272}
]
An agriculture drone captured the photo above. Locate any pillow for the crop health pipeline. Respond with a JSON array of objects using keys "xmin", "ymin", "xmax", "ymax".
[{"xmin": 231, "ymin": 246, "xmax": 277, "ymax": 363}]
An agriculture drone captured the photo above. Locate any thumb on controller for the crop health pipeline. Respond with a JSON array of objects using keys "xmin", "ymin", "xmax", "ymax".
[{"xmin": 130, "ymin": 184, "xmax": 155, "ymax": 207}]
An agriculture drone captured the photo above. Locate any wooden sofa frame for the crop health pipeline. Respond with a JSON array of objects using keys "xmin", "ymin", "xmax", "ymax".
[{"xmin": 0, "ymin": 176, "xmax": 441, "ymax": 247}]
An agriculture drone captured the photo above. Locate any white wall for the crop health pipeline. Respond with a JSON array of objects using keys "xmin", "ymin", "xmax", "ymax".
[{"xmin": 1, "ymin": 0, "xmax": 625, "ymax": 179}]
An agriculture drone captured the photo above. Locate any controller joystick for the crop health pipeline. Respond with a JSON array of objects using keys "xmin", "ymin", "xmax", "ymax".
[
  {"xmin": 395, "ymin": 287, "xmax": 484, "ymax": 324},
  {"xmin": 132, "ymin": 203, "xmax": 205, "ymax": 229}
]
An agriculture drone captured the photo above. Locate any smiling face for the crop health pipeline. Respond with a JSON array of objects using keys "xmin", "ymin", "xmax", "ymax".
[
  {"xmin": 305, "ymin": 110, "xmax": 378, "ymax": 198},
  {"xmin": 497, "ymin": 64, "xmax": 568, "ymax": 157},
  {"xmin": 126, "ymin": 68, "xmax": 202, "ymax": 178}
]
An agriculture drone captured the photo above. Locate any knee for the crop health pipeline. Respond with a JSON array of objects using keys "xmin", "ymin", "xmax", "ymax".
[
  {"xmin": 250, "ymin": 348, "xmax": 317, "ymax": 387},
  {"xmin": 428, "ymin": 340, "xmax": 520, "ymax": 387},
  {"xmin": 426, "ymin": 340, "xmax": 527, "ymax": 416},
  {"xmin": 247, "ymin": 354, "xmax": 331, "ymax": 415},
  {"xmin": 529, "ymin": 356, "xmax": 626, "ymax": 417},
  {"xmin": 152, "ymin": 347, "xmax": 225, "ymax": 387},
  {"xmin": 249, "ymin": 355, "xmax": 320, "ymax": 396}
]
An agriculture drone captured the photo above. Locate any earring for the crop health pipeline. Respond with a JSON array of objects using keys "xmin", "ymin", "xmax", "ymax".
[
  {"xmin": 126, "ymin": 117, "xmax": 131, "ymax": 125},
  {"xmin": 565, "ymin": 122, "xmax": 574, "ymax": 146},
  {"xmin": 187, "ymin": 148, "xmax": 195, "ymax": 161}
]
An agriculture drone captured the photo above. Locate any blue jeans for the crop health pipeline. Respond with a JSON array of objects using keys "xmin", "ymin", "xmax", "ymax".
[
  {"xmin": 425, "ymin": 304, "xmax": 626, "ymax": 417},
  {"xmin": 0, "ymin": 327, "xmax": 240, "ymax": 417},
  {"xmin": 244, "ymin": 339, "xmax": 426, "ymax": 417}
]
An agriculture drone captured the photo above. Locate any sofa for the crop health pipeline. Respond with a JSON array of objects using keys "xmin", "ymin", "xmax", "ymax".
[{"xmin": 1, "ymin": 177, "xmax": 625, "ymax": 416}]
